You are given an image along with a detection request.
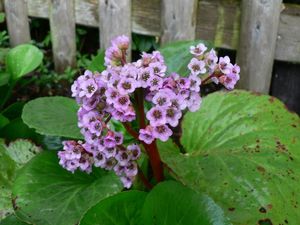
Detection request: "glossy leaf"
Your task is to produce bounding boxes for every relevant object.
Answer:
[6,44,43,80]
[158,90,300,224]
[22,97,82,139]
[159,40,212,76]
[80,191,147,225]
[12,151,123,225]
[141,181,231,225]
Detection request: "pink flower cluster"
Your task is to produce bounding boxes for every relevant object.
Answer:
[58,35,240,188]
[188,43,240,89]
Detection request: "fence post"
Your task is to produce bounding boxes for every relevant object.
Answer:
[98,0,131,58]
[236,0,282,93]
[49,0,76,73]
[160,0,198,44]
[4,0,31,46]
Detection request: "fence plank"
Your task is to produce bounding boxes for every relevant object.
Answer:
[160,0,198,44]
[4,0,31,46]
[275,4,300,63]
[98,0,131,53]
[132,0,160,36]
[49,0,76,73]
[236,0,282,93]
[21,0,300,63]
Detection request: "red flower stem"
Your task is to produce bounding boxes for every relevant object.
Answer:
[121,50,126,66]
[201,72,224,86]
[122,122,139,139]
[133,89,164,183]
[142,141,164,182]
[122,121,164,182]
[201,74,215,85]
[138,167,153,190]
[135,89,146,129]
[104,114,112,124]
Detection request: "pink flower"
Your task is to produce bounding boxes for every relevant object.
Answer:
[218,56,233,74]
[188,58,206,75]
[153,125,173,142]
[190,43,207,56]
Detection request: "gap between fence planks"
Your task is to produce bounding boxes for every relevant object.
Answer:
[4,0,31,46]
[237,0,282,93]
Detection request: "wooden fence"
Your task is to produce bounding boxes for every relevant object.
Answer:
[1,0,300,94]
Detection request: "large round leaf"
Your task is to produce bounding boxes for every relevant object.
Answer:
[12,151,123,225]
[22,97,82,139]
[141,181,231,225]
[159,40,212,76]
[6,44,43,80]
[158,90,300,224]
[80,191,147,225]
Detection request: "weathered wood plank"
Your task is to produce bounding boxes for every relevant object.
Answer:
[132,0,160,36]
[2,0,298,63]
[27,0,49,19]
[75,0,98,27]
[275,4,300,63]
[196,0,240,49]
[49,0,76,73]
[236,0,282,93]
[4,0,31,46]
[161,0,198,44]
[98,0,131,52]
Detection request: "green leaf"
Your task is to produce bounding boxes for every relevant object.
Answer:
[0,214,27,225]
[0,114,9,130]
[80,191,147,225]
[0,118,39,142]
[87,50,105,73]
[159,40,212,76]
[0,13,5,23]
[0,142,16,219]
[0,72,10,87]
[12,151,123,225]
[158,90,300,224]
[2,102,25,120]
[0,48,9,65]
[22,97,82,139]
[6,44,43,81]
[4,139,42,167]
[141,181,231,225]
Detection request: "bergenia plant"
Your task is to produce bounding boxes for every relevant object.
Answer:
[58,35,240,188]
